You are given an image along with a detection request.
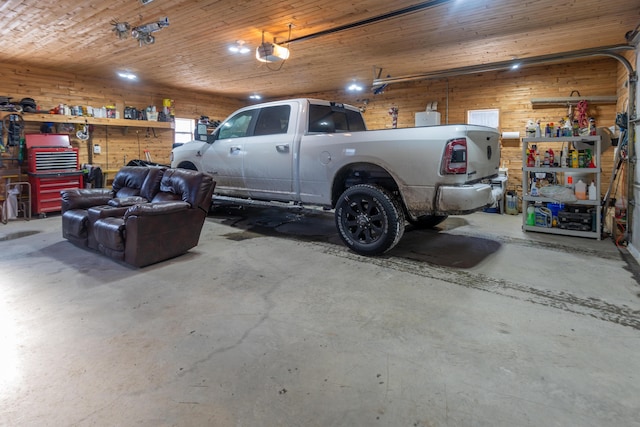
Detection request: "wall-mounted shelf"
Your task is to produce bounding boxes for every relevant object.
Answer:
[20,113,175,130]
[530,96,617,108]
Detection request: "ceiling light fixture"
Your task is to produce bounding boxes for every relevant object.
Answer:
[111,17,170,47]
[117,71,137,80]
[347,82,364,92]
[229,40,250,54]
[249,94,262,100]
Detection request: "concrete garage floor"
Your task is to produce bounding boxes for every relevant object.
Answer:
[1,208,639,427]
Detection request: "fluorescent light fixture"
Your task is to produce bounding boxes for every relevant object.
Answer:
[117,72,137,80]
[249,94,262,100]
[256,42,290,63]
[348,83,363,92]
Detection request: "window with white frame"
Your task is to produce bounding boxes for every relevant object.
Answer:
[174,118,195,144]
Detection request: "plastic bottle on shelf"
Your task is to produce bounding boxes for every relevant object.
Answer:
[589,117,597,136]
[575,179,587,200]
[530,178,539,197]
[588,181,597,201]
[544,123,552,138]
[571,150,579,168]
[526,205,535,225]
[561,145,568,168]
[566,175,574,191]
[535,121,541,137]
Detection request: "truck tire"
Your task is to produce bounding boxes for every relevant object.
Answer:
[335,184,405,255]
[177,161,197,171]
[408,215,448,229]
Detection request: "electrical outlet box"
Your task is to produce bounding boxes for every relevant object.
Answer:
[93,144,101,154]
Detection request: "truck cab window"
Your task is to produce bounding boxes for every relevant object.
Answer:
[308,105,366,133]
[218,110,257,139]
[254,105,290,136]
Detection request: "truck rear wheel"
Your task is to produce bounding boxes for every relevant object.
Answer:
[335,184,404,255]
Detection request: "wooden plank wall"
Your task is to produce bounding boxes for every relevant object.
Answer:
[0,64,244,174]
[1,56,634,207]
[302,57,631,207]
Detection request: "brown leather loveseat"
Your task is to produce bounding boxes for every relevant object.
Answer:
[61,166,215,267]
[61,166,165,247]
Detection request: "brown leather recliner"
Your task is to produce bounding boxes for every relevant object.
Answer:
[61,166,165,247]
[90,168,215,267]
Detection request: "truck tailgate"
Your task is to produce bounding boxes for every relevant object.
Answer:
[465,129,500,181]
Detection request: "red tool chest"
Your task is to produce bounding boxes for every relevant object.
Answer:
[25,134,83,216]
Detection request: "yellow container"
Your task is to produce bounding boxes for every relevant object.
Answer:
[571,150,579,168]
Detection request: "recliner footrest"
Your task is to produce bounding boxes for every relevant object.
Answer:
[62,209,88,239]
[94,217,126,251]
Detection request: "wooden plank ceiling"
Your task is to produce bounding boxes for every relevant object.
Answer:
[0,0,638,99]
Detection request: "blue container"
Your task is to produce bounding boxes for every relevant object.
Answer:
[547,202,565,226]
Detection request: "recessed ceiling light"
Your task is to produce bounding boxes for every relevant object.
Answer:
[117,71,137,80]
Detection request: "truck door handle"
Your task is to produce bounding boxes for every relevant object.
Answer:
[230,146,241,154]
[276,144,290,153]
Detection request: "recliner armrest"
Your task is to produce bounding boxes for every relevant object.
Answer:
[108,196,149,207]
[124,201,190,218]
[88,205,131,222]
[61,189,114,212]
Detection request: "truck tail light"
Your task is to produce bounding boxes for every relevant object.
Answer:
[441,138,467,174]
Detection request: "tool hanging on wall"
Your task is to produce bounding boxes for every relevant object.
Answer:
[76,121,90,141]
[602,112,629,223]
[2,113,25,147]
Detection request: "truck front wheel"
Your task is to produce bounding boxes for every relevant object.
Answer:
[335,184,405,255]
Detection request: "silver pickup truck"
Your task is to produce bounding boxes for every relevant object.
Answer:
[171,98,500,255]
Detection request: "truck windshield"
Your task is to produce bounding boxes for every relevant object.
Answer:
[308,104,366,133]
